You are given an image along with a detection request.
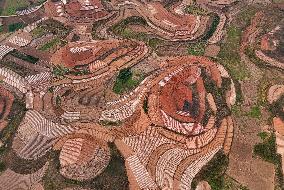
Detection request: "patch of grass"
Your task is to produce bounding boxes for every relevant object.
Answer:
[9,50,39,64]
[218,26,250,81]
[185,4,208,15]
[111,16,166,49]
[257,132,269,141]
[39,19,71,37]
[236,7,258,28]
[254,133,284,188]
[52,65,69,78]
[148,38,163,50]
[188,42,206,56]
[1,0,30,16]
[113,68,144,94]
[8,22,26,32]
[246,105,262,119]
[31,26,48,38]
[192,151,229,190]
[111,16,149,41]
[39,38,61,51]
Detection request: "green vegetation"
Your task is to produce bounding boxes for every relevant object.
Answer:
[246,105,262,119]
[39,19,71,37]
[192,151,229,190]
[0,100,26,144]
[236,7,258,28]
[112,24,148,42]
[0,162,6,172]
[185,4,208,15]
[187,14,219,56]
[100,120,122,127]
[222,176,249,190]
[1,0,29,16]
[52,65,69,78]
[143,97,148,114]
[1,0,47,15]
[113,68,144,94]
[39,38,61,51]
[254,133,284,188]
[43,144,129,190]
[188,42,206,56]
[0,61,33,77]
[257,132,269,141]
[201,14,220,41]
[218,26,250,81]
[111,16,164,49]
[257,79,271,106]
[55,96,61,106]
[148,38,163,50]
[10,50,39,64]
[89,143,129,189]
[31,27,48,38]
[8,22,26,32]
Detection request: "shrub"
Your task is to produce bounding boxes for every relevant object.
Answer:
[8,22,25,32]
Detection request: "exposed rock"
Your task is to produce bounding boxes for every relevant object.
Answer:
[267,85,284,104]
[196,181,211,190]
[273,117,284,136]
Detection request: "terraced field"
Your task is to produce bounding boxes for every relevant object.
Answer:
[0,0,283,190]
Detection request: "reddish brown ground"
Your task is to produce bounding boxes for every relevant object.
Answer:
[0,85,14,132]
